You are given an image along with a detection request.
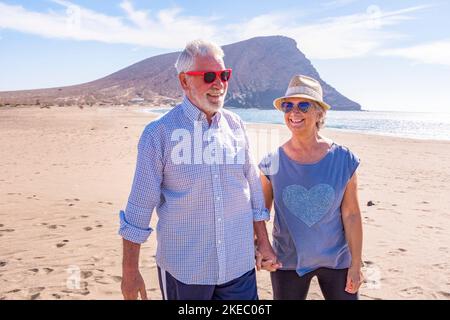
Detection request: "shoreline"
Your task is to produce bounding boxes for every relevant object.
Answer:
[3,103,450,142]
[137,106,450,143]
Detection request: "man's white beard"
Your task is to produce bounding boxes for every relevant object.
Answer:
[202,99,223,113]
[192,87,225,114]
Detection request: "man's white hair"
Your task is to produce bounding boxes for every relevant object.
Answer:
[175,39,224,74]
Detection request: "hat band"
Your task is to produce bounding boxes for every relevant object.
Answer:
[285,86,322,102]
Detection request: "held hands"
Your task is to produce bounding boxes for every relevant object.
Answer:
[255,243,282,272]
[121,269,149,300]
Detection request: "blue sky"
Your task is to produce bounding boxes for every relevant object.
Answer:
[1,0,449,112]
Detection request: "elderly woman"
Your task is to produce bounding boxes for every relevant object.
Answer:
[255,75,364,300]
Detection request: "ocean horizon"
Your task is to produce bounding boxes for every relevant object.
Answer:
[141,107,450,141]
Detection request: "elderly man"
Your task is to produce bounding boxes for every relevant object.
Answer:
[119,39,278,300]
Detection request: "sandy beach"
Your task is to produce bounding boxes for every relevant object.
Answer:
[0,105,449,300]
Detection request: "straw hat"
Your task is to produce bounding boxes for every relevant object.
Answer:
[273,75,331,111]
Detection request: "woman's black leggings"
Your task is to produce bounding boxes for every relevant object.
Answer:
[271,268,358,300]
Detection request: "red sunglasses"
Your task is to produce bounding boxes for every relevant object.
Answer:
[185,69,232,84]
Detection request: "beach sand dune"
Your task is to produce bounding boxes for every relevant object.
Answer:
[1,106,449,300]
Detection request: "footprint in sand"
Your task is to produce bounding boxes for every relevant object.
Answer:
[56,243,66,248]
[43,268,54,274]
[65,198,80,206]
[30,287,45,293]
[29,268,39,273]
[81,271,93,279]
[80,215,89,218]
[400,286,424,297]
[95,224,103,228]
[84,227,93,231]
[363,217,375,223]
[94,277,110,285]
[30,293,41,300]
[439,291,450,298]
[6,289,21,294]
[52,293,61,299]
[0,224,3,227]
[388,248,407,255]
[0,261,7,267]
[98,201,113,205]
[35,222,48,226]
[78,290,90,296]
[432,263,448,270]
[0,228,15,233]
[111,275,122,283]
[76,281,90,296]
[90,256,101,262]
[29,287,45,300]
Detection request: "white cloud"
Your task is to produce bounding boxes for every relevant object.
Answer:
[223,6,428,59]
[119,0,150,28]
[0,1,438,62]
[381,40,450,67]
[0,1,218,49]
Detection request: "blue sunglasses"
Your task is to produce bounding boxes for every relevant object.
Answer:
[281,101,312,113]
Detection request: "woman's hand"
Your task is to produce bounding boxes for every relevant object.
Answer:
[345,264,364,294]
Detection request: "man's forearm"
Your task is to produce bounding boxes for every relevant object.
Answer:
[122,239,141,272]
[253,221,271,248]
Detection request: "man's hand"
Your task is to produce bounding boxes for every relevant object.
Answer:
[255,243,282,272]
[121,269,148,300]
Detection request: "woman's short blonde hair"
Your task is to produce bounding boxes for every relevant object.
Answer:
[312,102,327,130]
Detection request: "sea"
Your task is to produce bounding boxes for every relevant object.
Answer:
[142,107,450,141]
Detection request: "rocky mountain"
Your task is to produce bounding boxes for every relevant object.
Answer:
[0,36,361,110]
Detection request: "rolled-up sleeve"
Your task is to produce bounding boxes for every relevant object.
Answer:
[240,120,270,222]
[118,126,163,244]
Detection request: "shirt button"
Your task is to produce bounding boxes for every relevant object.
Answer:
[218,240,221,244]
[214,174,219,179]
[216,196,221,201]
[218,218,222,222]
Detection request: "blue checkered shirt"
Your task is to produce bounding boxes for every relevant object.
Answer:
[119,97,269,285]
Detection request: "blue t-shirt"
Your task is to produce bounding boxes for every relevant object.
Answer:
[259,142,360,276]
